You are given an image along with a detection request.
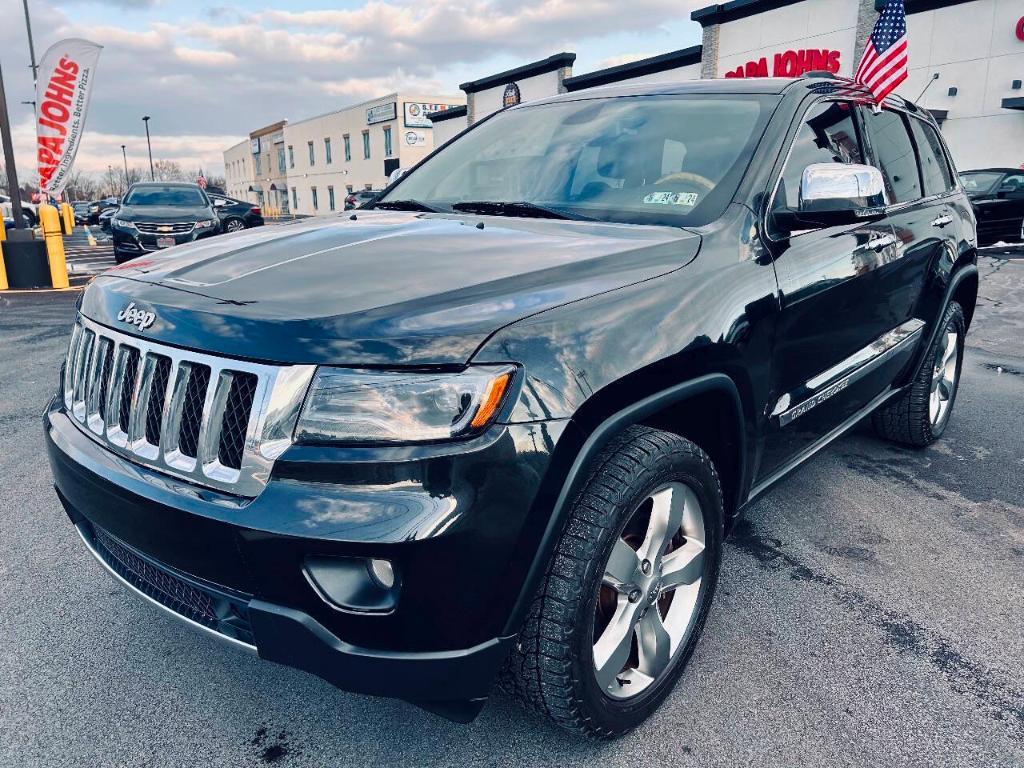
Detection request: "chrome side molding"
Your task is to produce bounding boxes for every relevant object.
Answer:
[772,318,925,426]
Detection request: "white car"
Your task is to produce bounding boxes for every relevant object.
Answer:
[0,194,39,226]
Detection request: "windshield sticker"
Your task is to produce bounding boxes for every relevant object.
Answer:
[643,191,699,207]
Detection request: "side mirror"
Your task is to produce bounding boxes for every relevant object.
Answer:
[774,163,888,231]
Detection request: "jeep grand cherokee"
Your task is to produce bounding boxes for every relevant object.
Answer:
[45,76,978,738]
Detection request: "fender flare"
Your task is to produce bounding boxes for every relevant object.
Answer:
[502,372,746,635]
[908,262,978,378]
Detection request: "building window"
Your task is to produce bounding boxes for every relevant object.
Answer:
[324,137,332,164]
[254,153,262,175]
[328,185,335,211]
[346,184,354,193]
[288,145,294,169]
[364,183,373,191]
[277,146,286,174]
[311,186,319,211]
[383,126,393,157]
[307,141,315,167]
[291,187,297,209]
[343,134,351,162]
[362,131,370,160]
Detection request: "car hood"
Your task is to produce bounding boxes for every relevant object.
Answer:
[81,211,700,365]
[117,205,213,222]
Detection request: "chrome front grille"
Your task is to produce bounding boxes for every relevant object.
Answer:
[135,222,195,234]
[63,315,316,496]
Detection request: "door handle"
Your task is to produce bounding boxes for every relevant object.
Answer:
[931,214,953,228]
[859,235,897,252]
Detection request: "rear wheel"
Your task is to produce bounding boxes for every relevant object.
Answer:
[871,301,965,446]
[224,217,245,233]
[502,425,723,739]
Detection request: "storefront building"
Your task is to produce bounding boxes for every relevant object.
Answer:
[429,0,1023,171]
[223,93,464,216]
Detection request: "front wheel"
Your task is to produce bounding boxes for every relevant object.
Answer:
[502,425,723,739]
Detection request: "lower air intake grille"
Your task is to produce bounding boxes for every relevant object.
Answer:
[92,525,255,646]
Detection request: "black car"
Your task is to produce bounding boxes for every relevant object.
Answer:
[344,189,380,210]
[958,167,1024,246]
[209,193,264,232]
[45,77,977,738]
[87,197,119,225]
[72,201,92,225]
[98,206,116,233]
[109,182,221,263]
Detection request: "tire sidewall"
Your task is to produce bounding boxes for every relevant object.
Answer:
[923,302,966,440]
[568,438,724,733]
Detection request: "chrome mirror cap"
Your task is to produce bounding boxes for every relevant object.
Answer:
[799,163,887,212]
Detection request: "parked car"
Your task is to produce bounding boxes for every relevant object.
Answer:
[209,194,264,232]
[344,189,380,210]
[0,194,38,226]
[108,182,220,264]
[87,197,119,225]
[958,168,1024,246]
[45,76,978,738]
[98,206,116,233]
[72,201,92,225]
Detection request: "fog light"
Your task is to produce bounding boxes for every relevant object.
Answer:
[304,555,400,614]
[369,558,395,589]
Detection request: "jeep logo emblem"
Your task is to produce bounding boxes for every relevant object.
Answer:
[116,302,156,331]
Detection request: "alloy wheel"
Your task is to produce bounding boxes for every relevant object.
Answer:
[593,481,706,700]
[929,330,958,426]
[225,219,245,232]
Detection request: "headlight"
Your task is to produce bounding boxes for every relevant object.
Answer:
[295,365,515,444]
[112,218,134,229]
[194,219,217,229]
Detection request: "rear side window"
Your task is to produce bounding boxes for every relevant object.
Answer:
[908,118,954,196]
[777,101,862,209]
[860,108,921,203]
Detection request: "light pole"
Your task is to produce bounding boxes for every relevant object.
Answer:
[0,61,27,229]
[142,116,154,180]
[121,144,129,192]
[22,0,38,83]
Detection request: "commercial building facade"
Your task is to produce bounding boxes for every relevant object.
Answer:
[223,93,463,216]
[429,0,1023,171]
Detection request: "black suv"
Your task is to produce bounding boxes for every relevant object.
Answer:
[45,77,977,738]
[110,182,220,263]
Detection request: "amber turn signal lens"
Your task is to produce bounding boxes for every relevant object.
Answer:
[470,371,513,429]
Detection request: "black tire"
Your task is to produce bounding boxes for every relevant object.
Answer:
[871,301,965,447]
[223,217,246,233]
[501,425,724,739]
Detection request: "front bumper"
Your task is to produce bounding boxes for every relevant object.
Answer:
[45,397,567,713]
[112,224,220,259]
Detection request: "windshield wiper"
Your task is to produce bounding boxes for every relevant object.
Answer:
[372,199,438,213]
[451,200,582,220]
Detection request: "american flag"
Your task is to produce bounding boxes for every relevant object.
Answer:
[854,0,909,104]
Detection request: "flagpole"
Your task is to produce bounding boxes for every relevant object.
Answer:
[0,61,27,229]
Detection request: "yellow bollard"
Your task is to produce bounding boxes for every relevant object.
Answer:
[0,223,8,290]
[39,204,69,289]
[60,203,74,235]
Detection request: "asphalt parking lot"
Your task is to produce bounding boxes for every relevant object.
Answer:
[1,253,1022,768]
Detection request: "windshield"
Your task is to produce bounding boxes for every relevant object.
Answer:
[958,172,1002,195]
[123,185,207,207]
[380,95,777,227]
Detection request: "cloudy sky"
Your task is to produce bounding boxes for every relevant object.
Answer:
[3,0,705,181]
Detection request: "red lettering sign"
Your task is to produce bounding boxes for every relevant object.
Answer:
[1017,16,1024,41]
[724,49,841,79]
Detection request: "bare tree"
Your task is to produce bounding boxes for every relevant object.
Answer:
[64,170,101,202]
[152,159,186,181]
